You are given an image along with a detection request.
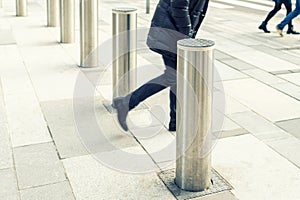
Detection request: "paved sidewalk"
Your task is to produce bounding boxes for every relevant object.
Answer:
[1,0,300,199]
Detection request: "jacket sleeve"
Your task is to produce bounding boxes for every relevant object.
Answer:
[170,0,192,37]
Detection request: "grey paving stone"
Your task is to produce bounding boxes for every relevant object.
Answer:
[218,129,249,139]
[0,122,13,170]
[0,82,13,169]
[41,98,139,159]
[0,29,16,45]
[63,155,175,200]
[1,64,52,147]
[213,116,248,139]
[219,59,255,71]
[40,100,89,159]
[270,70,293,75]
[137,128,176,163]
[219,78,300,122]
[279,72,300,87]
[0,79,5,124]
[215,50,235,60]
[251,45,300,66]
[271,82,300,101]
[194,191,238,200]
[14,142,66,189]
[20,181,75,200]
[229,111,291,142]
[215,61,248,82]
[266,137,300,168]
[276,118,300,140]
[0,169,19,200]
[243,69,285,85]
[213,134,300,200]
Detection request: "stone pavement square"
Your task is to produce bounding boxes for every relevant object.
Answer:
[0,169,19,200]
[276,118,300,139]
[63,155,174,200]
[20,181,75,200]
[0,82,13,170]
[0,119,12,170]
[213,134,300,200]
[14,142,66,189]
[0,29,16,45]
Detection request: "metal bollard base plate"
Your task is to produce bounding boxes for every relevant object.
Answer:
[159,168,233,199]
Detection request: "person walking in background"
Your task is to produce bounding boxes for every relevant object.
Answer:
[276,0,300,36]
[259,0,299,34]
[113,0,210,132]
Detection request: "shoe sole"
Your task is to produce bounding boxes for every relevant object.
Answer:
[258,25,270,33]
[276,26,283,37]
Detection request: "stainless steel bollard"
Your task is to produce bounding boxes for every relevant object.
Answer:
[80,0,98,67]
[60,0,75,43]
[16,0,27,16]
[146,0,150,14]
[47,0,60,27]
[112,8,137,99]
[175,38,215,192]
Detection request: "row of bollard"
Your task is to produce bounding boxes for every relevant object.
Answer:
[15,0,96,67]
[16,0,27,16]
[12,0,214,192]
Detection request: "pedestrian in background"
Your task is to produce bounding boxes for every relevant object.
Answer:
[259,0,299,34]
[276,0,300,36]
[113,0,210,132]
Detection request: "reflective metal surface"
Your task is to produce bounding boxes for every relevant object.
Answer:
[47,0,59,27]
[80,0,98,67]
[112,8,137,98]
[175,38,215,192]
[60,0,75,43]
[16,0,27,16]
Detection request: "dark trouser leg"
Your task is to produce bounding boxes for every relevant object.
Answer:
[128,56,177,114]
[129,75,167,110]
[265,2,282,23]
[284,1,293,29]
[162,57,177,122]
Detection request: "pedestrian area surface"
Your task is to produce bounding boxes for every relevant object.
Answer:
[1,0,300,199]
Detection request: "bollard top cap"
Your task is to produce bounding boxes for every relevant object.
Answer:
[112,7,137,13]
[177,39,215,51]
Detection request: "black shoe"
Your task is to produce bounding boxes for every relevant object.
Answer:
[258,22,270,33]
[287,28,300,34]
[113,97,129,131]
[168,120,176,132]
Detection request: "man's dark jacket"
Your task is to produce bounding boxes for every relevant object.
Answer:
[147,0,209,59]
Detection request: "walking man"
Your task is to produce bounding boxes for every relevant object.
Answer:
[259,0,299,34]
[113,0,210,132]
[276,0,300,36]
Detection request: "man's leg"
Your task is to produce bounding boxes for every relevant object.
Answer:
[285,0,293,29]
[264,1,282,23]
[277,0,300,34]
[128,77,167,110]
[284,0,300,33]
[259,1,281,33]
[114,56,176,131]
[162,57,177,131]
[114,72,169,131]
